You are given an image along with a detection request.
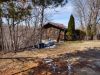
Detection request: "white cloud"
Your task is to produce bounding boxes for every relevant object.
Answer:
[45,2,73,26]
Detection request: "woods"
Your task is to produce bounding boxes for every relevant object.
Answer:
[73,0,100,40]
[0,0,100,51]
[0,0,67,51]
[0,1,100,75]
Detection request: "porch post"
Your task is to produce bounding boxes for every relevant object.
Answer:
[57,30,61,42]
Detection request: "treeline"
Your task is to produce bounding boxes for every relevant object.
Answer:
[0,0,67,51]
[72,0,100,40]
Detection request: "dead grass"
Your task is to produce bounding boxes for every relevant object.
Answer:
[0,40,100,75]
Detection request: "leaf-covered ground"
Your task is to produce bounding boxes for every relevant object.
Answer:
[0,41,100,75]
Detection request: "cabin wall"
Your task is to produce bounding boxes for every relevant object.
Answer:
[43,27,64,41]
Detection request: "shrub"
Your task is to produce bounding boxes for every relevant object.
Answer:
[75,29,86,40]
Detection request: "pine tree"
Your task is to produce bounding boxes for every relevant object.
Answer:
[67,15,75,40]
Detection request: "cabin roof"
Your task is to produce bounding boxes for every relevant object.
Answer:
[43,22,66,31]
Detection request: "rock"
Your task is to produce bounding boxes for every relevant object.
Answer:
[43,58,53,64]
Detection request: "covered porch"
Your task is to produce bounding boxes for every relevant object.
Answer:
[42,22,67,42]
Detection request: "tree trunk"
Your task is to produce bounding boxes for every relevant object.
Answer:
[39,6,45,43]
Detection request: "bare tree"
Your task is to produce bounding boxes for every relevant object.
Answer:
[0,3,3,50]
[0,0,67,51]
[73,0,100,40]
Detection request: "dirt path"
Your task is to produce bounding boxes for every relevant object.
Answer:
[0,41,100,75]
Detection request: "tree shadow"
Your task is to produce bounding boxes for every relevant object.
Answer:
[1,47,100,75]
[63,47,100,59]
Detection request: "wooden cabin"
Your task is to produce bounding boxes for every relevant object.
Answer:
[42,22,67,42]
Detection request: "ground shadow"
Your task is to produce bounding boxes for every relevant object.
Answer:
[62,47,100,59]
[11,47,100,75]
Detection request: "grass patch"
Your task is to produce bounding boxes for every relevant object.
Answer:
[64,41,83,45]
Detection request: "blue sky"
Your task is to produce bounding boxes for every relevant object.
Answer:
[46,1,73,27]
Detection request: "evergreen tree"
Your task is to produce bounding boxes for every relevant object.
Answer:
[67,15,75,40]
